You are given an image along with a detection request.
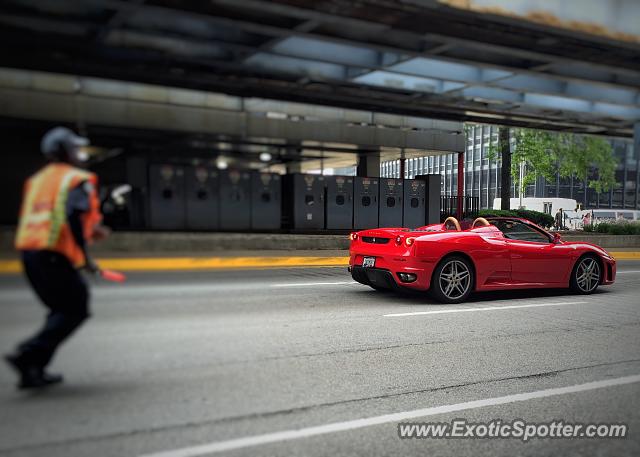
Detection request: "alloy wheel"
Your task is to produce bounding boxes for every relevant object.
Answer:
[575,257,600,293]
[439,259,471,300]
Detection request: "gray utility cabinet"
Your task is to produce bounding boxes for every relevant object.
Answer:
[251,172,281,230]
[283,174,325,229]
[402,179,426,228]
[148,163,186,230]
[219,169,251,230]
[325,175,354,229]
[415,174,442,224]
[378,178,404,227]
[185,165,219,230]
[353,177,379,229]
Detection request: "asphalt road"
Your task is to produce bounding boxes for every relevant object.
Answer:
[0,262,639,457]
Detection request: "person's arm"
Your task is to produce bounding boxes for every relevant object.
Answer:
[66,182,98,271]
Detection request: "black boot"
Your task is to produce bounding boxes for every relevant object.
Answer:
[32,371,64,388]
[4,353,63,390]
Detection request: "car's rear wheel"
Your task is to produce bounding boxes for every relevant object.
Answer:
[570,255,601,294]
[430,256,474,303]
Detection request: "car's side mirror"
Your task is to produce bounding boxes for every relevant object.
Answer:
[552,232,562,244]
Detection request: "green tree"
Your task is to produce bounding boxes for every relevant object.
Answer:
[511,130,617,197]
[485,127,617,206]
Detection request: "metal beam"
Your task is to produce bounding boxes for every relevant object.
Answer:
[206,0,640,75]
[96,0,640,90]
[7,8,636,118]
[5,2,633,103]
[0,86,465,152]
[0,11,635,136]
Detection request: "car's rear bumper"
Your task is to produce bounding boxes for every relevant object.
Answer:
[350,266,401,290]
[349,251,434,291]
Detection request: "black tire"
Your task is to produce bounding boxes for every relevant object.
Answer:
[430,255,475,304]
[570,255,601,294]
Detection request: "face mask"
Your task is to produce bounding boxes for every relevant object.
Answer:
[75,148,90,163]
[65,147,90,168]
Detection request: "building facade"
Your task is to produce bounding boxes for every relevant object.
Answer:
[381,125,638,210]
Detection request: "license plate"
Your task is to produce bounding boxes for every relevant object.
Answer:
[362,257,376,268]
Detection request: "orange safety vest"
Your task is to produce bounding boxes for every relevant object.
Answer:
[15,163,102,267]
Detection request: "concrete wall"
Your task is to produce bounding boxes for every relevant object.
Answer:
[1,229,638,254]
[0,68,465,153]
[0,230,351,254]
[560,233,640,249]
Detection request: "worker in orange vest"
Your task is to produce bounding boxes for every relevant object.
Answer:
[5,127,110,389]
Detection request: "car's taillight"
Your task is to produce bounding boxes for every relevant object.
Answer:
[405,237,415,246]
[349,233,358,241]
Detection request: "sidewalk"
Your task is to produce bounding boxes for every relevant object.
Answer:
[0,249,638,274]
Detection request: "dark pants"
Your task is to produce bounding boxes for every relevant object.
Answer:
[16,250,90,369]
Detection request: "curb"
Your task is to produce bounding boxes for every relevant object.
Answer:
[0,252,639,274]
[0,256,350,274]
[611,252,640,260]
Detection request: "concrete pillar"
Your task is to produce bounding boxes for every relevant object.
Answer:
[457,151,464,217]
[635,123,640,209]
[356,150,381,177]
[286,162,303,174]
[126,156,149,229]
[286,144,304,174]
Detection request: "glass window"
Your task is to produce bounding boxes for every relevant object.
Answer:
[612,190,623,208]
[494,220,550,243]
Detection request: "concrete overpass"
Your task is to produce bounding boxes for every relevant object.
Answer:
[0,0,638,138]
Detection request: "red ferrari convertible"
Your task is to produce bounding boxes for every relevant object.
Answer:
[349,216,616,303]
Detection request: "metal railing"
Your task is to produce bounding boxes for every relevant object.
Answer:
[440,196,479,221]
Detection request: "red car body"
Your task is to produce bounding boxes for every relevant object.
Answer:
[349,217,615,302]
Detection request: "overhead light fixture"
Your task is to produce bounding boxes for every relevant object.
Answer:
[259,152,272,162]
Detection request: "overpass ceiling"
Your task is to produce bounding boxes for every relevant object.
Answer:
[0,0,638,137]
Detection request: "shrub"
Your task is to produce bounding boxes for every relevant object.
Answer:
[584,221,640,235]
[478,209,554,228]
[478,209,518,218]
[513,209,555,229]
[586,220,640,235]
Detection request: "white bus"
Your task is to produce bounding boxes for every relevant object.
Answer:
[590,209,640,222]
[493,197,583,229]
[493,198,640,228]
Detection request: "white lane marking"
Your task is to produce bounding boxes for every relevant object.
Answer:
[384,301,586,317]
[271,281,357,288]
[616,270,640,274]
[138,374,640,457]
